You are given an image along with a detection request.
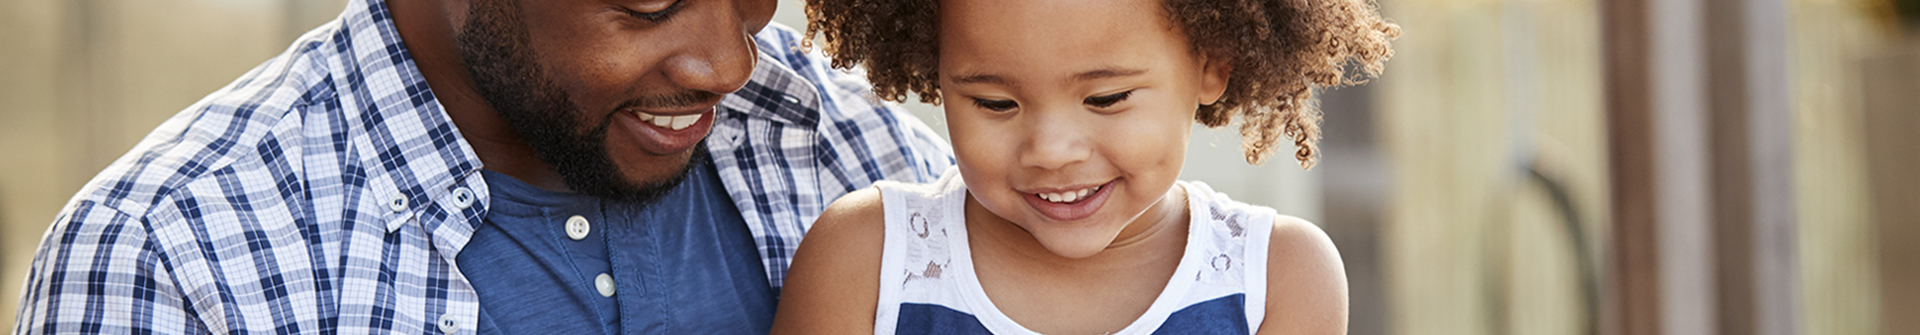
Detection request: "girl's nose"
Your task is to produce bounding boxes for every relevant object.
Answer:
[1018,111,1092,170]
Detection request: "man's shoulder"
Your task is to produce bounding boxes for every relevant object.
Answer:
[750,23,937,136]
[749,22,887,120]
[66,115,323,227]
[750,22,822,76]
[66,38,349,224]
[738,22,950,159]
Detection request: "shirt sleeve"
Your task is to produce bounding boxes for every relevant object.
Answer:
[13,201,207,335]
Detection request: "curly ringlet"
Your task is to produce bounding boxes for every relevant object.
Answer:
[805,0,1398,168]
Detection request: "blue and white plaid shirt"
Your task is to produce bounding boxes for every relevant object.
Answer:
[10,0,952,333]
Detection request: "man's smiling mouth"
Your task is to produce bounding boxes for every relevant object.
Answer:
[631,110,703,130]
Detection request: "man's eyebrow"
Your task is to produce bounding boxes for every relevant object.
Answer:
[1071,68,1147,82]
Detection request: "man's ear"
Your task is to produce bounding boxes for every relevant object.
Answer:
[1198,56,1232,106]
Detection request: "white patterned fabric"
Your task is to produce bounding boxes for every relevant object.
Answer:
[870,168,1277,335]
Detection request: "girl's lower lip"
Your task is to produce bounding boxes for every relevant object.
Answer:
[1021,180,1116,222]
[617,107,715,155]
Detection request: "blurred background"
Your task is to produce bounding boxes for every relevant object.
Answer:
[1,0,1915,334]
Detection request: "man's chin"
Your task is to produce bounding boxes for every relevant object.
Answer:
[590,145,708,205]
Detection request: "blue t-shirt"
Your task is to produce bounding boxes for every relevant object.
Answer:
[458,159,775,335]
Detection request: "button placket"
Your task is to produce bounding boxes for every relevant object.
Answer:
[595,273,616,297]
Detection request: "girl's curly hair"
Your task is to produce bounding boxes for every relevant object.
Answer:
[805,0,1398,168]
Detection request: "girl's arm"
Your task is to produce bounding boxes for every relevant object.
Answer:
[1258,216,1350,335]
[771,188,889,335]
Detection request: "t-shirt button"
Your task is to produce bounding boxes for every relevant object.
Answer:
[596,273,616,297]
[565,215,590,240]
[437,314,459,333]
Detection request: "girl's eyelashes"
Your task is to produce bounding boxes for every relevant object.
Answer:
[971,97,1019,112]
[1084,90,1133,108]
[621,0,686,22]
[965,90,1130,112]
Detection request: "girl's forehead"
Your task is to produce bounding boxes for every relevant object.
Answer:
[938,0,1165,42]
[936,0,1187,84]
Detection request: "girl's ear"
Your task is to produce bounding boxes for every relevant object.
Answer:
[1198,56,1232,106]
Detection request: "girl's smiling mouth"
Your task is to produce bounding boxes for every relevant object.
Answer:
[1019,179,1118,222]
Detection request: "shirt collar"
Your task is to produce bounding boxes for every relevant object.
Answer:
[339,0,827,233]
[334,0,486,233]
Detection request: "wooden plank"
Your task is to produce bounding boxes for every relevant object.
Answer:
[1599,0,1662,332]
[1862,39,1920,335]
[1705,0,1801,334]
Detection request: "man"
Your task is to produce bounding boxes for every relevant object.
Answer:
[10,0,951,333]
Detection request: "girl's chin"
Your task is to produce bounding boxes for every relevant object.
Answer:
[1035,240,1112,259]
[1020,223,1127,259]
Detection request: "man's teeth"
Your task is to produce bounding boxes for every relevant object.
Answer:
[1037,185,1102,203]
[634,111,703,130]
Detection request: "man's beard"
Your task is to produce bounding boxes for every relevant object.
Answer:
[453,0,699,204]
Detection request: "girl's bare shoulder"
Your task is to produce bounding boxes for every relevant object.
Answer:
[800,187,889,268]
[1259,215,1348,335]
[771,187,889,335]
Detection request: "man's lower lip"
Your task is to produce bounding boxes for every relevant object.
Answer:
[619,107,715,155]
[1022,180,1116,222]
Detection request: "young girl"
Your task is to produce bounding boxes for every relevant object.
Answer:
[774,0,1396,333]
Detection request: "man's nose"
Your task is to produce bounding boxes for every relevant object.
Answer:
[659,17,757,95]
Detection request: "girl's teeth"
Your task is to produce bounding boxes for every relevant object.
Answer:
[1037,185,1102,203]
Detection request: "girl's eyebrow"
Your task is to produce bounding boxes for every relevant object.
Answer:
[950,72,1011,86]
[947,67,1146,86]
[1070,67,1146,82]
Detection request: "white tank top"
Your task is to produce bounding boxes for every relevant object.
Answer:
[871,168,1278,335]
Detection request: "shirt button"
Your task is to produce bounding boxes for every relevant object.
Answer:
[389,193,408,213]
[450,187,475,209]
[595,273,616,297]
[565,215,590,241]
[437,314,459,333]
